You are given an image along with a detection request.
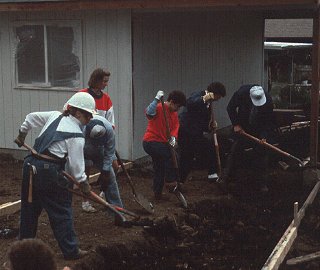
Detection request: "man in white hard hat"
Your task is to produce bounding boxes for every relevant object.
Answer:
[14,92,95,260]
[222,84,276,192]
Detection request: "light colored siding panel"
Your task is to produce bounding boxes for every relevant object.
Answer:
[133,10,264,159]
[0,17,6,147]
[116,10,132,158]
[83,10,98,81]
[1,9,133,160]
[1,14,14,149]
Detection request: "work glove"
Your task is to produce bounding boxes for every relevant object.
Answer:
[14,130,27,147]
[202,92,215,103]
[79,180,91,195]
[155,90,164,101]
[168,136,177,148]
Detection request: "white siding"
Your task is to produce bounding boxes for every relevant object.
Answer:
[133,10,264,159]
[0,9,133,159]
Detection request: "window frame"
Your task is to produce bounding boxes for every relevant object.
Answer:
[11,20,83,91]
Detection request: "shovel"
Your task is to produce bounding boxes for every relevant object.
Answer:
[160,98,188,208]
[240,130,304,167]
[17,142,141,227]
[115,151,154,214]
[210,101,222,177]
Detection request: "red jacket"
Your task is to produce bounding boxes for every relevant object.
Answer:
[143,103,179,143]
[79,88,114,127]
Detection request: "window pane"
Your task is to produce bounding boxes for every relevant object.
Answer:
[47,26,80,88]
[15,25,45,84]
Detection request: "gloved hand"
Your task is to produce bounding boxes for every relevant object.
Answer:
[168,136,177,148]
[155,90,164,101]
[79,180,91,195]
[202,92,215,103]
[14,130,27,147]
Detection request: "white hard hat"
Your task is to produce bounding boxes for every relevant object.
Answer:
[66,92,96,115]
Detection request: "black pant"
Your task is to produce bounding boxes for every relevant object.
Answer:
[223,130,275,184]
[178,128,216,182]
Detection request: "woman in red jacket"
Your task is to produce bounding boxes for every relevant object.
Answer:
[143,90,186,199]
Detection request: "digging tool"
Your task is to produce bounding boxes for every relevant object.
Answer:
[18,142,142,227]
[160,97,188,208]
[61,171,139,219]
[115,150,154,214]
[209,101,222,177]
[240,130,304,167]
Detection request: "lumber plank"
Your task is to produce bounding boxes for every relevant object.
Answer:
[261,181,320,270]
[287,251,320,265]
[0,200,21,216]
[86,161,133,184]
[262,225,297,270]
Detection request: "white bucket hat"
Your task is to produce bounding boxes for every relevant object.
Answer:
[250,86,266,106]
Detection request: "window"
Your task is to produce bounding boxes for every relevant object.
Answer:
[13,21,82,89]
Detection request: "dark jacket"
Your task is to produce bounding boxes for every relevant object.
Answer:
[179,90,210,137]
[227,84,275,134]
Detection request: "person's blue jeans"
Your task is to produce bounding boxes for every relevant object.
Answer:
[143,140,178,194]
[84,144,123,207]
[19,156,79,259]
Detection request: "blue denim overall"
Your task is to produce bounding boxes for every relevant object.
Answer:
[19,115,84,259]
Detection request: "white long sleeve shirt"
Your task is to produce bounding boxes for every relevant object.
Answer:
[20,111,87,183]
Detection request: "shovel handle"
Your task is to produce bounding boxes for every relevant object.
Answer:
[115,151,135,192]
[61,171,138,219]
[160,98,179,169]
[210,101,222,176]
[240,131,304,166]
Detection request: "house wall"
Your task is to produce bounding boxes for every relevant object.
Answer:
[0,9,133,159]
[132,10,264,159]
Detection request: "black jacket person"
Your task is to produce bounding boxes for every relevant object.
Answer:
[223,84,275,192]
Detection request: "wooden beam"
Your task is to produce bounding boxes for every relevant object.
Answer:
[262,181,320,270]
[0,200,21,216]
[0,0,317,12]
[86,161,133,184]
[287,251,320,265]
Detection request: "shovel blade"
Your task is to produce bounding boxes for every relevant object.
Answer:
[134,193,154,214]
[173,190,188,209]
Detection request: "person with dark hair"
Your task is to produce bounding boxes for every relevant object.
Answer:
[143,90,186,199]
[178,82,226,182]
[4,239,57,270]
[14,92,94,260]
[79,68,119,212]
[222,84,275,192]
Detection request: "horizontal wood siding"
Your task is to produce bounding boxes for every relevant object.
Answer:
[132,10,264,159]
[0,9,133,159]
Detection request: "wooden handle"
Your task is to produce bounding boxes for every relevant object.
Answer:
[27,166,33,203]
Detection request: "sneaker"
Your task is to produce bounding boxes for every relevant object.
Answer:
[208,173,219,181]
[65,249,89,260]
[82,201,97,213]
[99,191,106,200]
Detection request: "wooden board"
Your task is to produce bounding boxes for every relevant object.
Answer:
[0,200,21,216]
[287,251,320,265]
[87,161,133,184]
[262,181,320,270]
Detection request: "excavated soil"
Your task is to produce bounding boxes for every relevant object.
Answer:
[1,127,320,270]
